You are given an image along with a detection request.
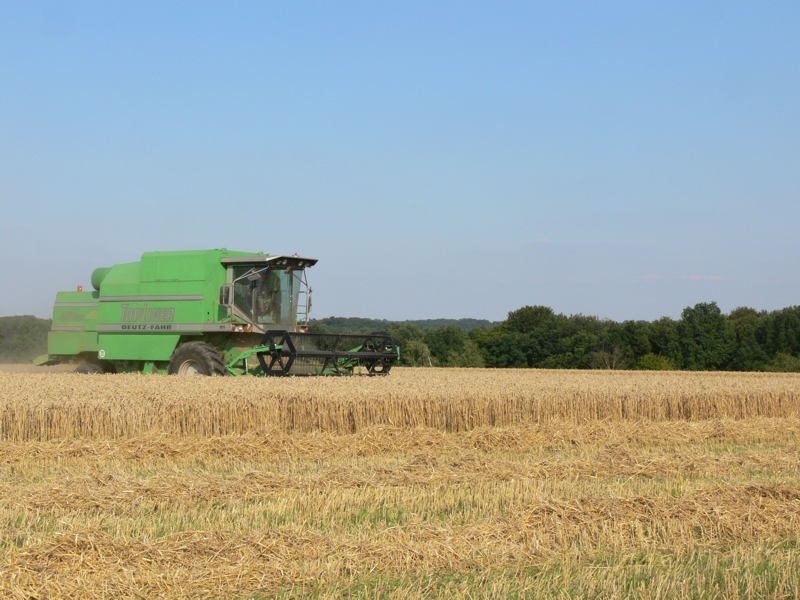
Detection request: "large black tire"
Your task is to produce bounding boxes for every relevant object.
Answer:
[75,363,103,375]
[168,341,226,376]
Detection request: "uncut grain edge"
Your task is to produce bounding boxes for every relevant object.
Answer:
[1,371,800,441]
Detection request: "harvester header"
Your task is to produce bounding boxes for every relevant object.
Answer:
[38,249,397,376]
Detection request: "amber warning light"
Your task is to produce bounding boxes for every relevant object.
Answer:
[77,286,83,292]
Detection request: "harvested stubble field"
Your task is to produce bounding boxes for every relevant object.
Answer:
[0,368,799,598]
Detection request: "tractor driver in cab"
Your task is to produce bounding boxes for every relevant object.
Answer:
[234,267,282,326]
[252,271,281,324]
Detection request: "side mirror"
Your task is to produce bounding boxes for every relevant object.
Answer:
[219,285,232,307]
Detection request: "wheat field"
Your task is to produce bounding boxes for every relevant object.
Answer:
[1,368,799,441]
[1,368,799,598]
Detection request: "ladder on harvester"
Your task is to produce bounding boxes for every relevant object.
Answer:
[296,287,310,327]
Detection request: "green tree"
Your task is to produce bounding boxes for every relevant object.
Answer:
[473,330,528,368]
[646,317,682,367]
[387,324,425,346]
[306,322,330,334]
[594,320,651,369]
[760,307,800,357]
[400,339,434,366]
[764,353,800,372]
[637,353,676,370]
[424,326,468,365]
[727,308,769,371]
[677,302,734,370]
[541,329,600,369]
[503,305,556,334]
[445,339,485,368]
[388,325,427,366]
[590,345,630,369]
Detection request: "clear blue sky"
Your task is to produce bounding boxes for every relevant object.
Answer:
[2,2,799,322]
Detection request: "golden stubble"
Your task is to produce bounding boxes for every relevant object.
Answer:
[1,368,799,598]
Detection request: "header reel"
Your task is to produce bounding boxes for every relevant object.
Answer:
[227,331,399,376]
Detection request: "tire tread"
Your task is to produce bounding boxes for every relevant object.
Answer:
[168,341,226,376]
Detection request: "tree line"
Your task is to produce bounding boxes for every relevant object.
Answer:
[4,303,800,371]
[310,316,499,333]
[376,303,800,371]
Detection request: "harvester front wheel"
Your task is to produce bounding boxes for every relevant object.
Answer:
[168,342,226,376]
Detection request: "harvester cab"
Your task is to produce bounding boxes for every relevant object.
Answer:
[219,254,315,333]
[37,249,398,377]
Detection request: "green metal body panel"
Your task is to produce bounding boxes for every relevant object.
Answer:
[99,334,183,361]
[46,249,259,366]
[48,290,100,356]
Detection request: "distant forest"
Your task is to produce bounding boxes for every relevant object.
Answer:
[3,302,800,371]
[310,316,500,333]
[312,303,800,372]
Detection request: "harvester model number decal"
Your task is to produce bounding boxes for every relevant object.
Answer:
[120,304,176,329]
[60,312,85,321]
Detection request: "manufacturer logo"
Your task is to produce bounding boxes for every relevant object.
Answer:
[120,304,175,323]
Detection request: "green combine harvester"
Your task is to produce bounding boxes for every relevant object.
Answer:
[36,249,398,376]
